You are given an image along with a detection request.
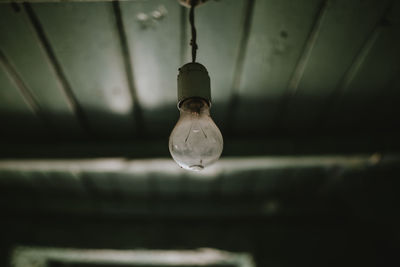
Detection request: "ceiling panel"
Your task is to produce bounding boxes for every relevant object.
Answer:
[369,78,400,131]
[325,0,400,132]
[233,0,321,135]
[119,0,181,135]
[111,171,150,198]
[184,174,217,196]
[252,168,291,196]
[32,2,135,136]
[0,61,44,135]
[23,170,87,197]
[153,174,183,197]
[219,170,251,196]
[0,5,82,135]
[282,0,390,132]
[194,0,246,128]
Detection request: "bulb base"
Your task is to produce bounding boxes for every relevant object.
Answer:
[177,62,211,107]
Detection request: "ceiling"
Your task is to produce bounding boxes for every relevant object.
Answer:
[0,0,399,144]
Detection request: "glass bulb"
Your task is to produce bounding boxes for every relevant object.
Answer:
[169,98,223,171]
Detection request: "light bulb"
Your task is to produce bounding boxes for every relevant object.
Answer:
[169,62,223,171]
[169,98,223,171]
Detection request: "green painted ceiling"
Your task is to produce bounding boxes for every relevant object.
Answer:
[0,0,399,143]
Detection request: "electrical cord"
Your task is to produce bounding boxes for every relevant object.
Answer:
[189,2,198,62]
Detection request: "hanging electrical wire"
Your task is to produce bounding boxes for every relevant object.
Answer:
[170,0,223,171]
[189,2,198,62]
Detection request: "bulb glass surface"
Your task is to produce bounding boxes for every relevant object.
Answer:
[169,98,223,171]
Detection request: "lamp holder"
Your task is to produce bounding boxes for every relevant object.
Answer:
[177,62,211,107]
